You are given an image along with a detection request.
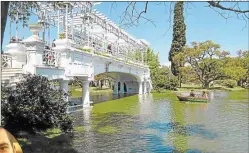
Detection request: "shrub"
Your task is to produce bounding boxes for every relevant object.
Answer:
[215,79,237,88]
[1,74,74,134]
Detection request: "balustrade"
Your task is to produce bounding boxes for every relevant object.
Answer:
[58,25,147,67]
[2,54,12,68]
[42,49,61,67]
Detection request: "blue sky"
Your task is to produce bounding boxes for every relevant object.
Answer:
[2,2,248,65]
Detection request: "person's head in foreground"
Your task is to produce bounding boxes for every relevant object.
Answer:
[0,128,22,153]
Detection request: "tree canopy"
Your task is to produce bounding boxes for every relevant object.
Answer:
[174,40,249,88]
[147,48,178,90]
[174,40,228,88]
[168,2,186,77]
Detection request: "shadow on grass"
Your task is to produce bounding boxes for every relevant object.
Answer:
[17,132,78,153]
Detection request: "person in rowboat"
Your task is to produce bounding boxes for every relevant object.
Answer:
[190,90,195,97]
[202,91,208,98]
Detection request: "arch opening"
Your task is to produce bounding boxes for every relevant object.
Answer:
[93,71,142,94]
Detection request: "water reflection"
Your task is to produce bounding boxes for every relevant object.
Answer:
[71,91,248,153]
[70,93,136,105]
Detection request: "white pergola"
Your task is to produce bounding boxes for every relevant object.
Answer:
[9,2,149,64]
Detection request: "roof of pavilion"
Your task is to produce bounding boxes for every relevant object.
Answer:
[35,2,150,49]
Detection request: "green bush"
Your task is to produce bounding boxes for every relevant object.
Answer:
[1,74,74,134]
[215,79,237,88]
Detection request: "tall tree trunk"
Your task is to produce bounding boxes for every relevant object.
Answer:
[202,81,209,89]
[1,1,9,52]
[178,73,182,88]
[100,80,103,89]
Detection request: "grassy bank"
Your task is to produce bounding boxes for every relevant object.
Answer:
[70,86,113,97]
[152,84,247,93]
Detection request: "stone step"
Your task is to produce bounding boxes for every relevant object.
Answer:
[2,68,23,73]
[2,68,22,70]
[1,68,23,84]
[2,72,22,76]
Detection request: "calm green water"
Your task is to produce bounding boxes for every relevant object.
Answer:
[72,91,249,153]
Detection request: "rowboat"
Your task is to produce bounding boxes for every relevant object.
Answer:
[177,95,209,102]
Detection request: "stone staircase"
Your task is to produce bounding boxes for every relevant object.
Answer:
[1,68,23,85]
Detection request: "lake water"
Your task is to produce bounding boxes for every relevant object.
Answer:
[72,91,249,153]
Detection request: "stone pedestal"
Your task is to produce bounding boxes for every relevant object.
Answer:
[143,81,147,94]
[59,80,70,102]
[6,43,27,68]
[139,81,143,95]
[53,39,74,68]
[82,80,90,108]
[113,81,119,95]
[119,81,124,93]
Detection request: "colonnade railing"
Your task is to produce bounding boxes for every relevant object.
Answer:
[2,42,146,69]
[61,28,147,66]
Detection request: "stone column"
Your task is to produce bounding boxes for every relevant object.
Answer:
[113,81,119,95]
[119,81,124,93]
[82,80,90,108]
[143,81,147,94]
[59,80,69,101]
[139,81,143,95]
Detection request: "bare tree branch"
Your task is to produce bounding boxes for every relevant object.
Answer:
[118,1,156,29]
[137,1,148,19]
[162,2,174,37]
[207,1,249,13]
[109,2,118,16]
[112,2,248,32]
[206,2,249,29]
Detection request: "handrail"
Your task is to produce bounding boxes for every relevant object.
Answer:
[61,27,147,66]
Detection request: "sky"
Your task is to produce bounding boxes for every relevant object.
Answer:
[2,2,249,66]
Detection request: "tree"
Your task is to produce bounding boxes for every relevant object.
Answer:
[147,48,178,90]
[147,48,161,88]
[94,75,113,89]
[178,66,200,85]
[168,2,186,87]
[157,65,178,90]
[222,56,248,85]
[1,2,40,52]
[174,40,228,88]
[1,2,66,51]
[1,74,73,134]
[1,2,9,51]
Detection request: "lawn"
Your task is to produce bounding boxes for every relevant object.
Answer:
[70,86,113,97]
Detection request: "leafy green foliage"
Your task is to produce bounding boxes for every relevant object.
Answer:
[147,48,178,90]
[1,74,74,134]
[156,66,178,90]
[174,40,228,88]
[169,2,186,76]
[179,66,200,84]
[8,2,39,26]
[215,79,237,88]
[127,50,142,61]
[222,57,248,81]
